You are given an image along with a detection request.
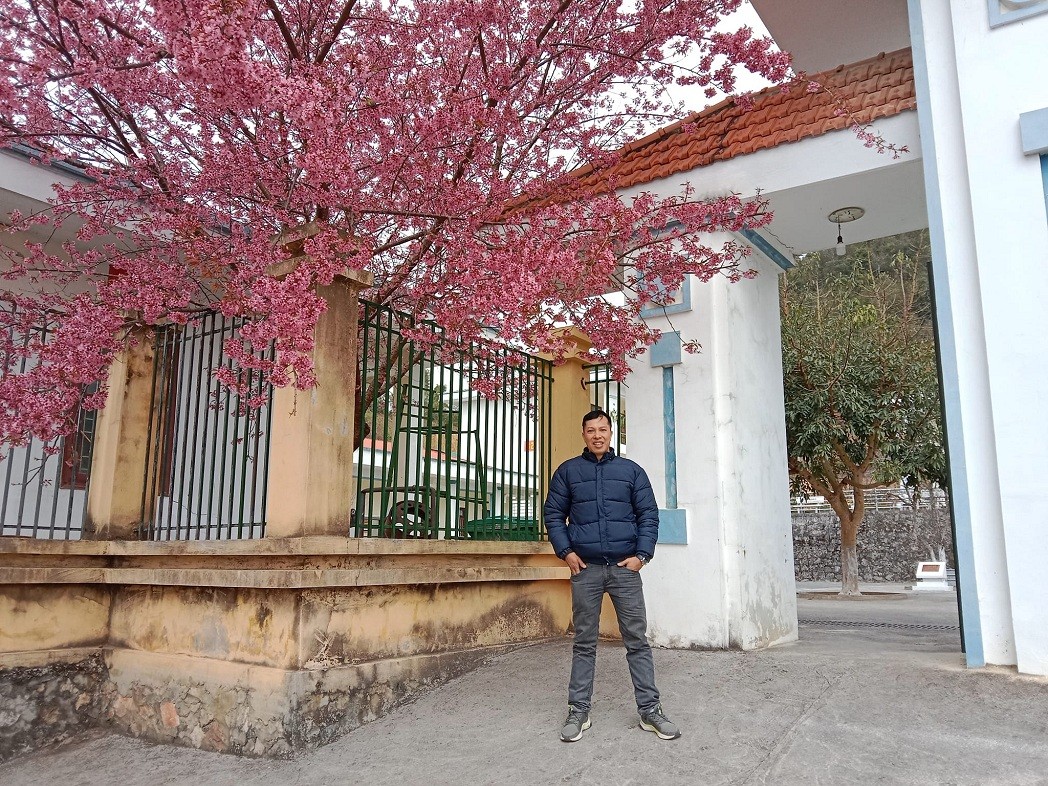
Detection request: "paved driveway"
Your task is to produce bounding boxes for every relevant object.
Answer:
[4,587,1046,786]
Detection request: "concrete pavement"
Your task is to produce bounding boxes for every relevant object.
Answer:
[3,584,1047,786]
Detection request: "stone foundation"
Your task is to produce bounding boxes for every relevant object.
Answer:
[102,643,530,758]
[0,651,109,763]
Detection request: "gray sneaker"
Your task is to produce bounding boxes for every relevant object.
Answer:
[639,704,681,740]
[560,705,591,742]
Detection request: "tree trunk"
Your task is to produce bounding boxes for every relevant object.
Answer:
[910,483,922,558]
[840,538,860,595]
[826,483,865,595]
[839,508,862,596]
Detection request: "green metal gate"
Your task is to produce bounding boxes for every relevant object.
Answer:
[354,301,553,541]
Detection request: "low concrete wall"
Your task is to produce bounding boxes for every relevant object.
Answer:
[0,537,571,760]
[792,508,954,582]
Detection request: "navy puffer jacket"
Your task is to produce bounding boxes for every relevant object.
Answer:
[544,448,659,564]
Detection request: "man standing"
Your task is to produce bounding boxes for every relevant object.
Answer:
[544,409,681,742]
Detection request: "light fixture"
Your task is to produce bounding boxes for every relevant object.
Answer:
[835,222,846,256]
[827,206,865,257]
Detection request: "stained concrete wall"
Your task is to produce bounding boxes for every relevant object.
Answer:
[0,585,110,653]
[0,538,572,760]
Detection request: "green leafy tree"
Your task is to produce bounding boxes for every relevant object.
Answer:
[781,232,944,594]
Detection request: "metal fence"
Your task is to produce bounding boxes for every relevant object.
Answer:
[0,310,92,539]
[141,312,273,540]
[584,363,626,456]
[790,484,949,515]
[4,301,556,543]
[353,300,553,541]
[0,425,93,540]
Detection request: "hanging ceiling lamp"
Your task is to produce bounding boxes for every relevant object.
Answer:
[827,207,865,257]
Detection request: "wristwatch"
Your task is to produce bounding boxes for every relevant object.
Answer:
[636,554,649,566]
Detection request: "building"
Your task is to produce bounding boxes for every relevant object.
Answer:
[619,0,1048,675]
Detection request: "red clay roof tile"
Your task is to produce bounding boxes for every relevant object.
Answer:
[563,48,916,195]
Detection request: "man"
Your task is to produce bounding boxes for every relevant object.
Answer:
[543,409,681,743]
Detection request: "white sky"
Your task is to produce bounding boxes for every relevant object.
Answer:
[663,1,778,114]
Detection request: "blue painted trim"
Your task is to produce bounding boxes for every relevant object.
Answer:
[987,0,1048,27]
[639,274,692,317]
[908,0,985,667]
[1041,155,1048,218]
[657,508,687,545]
[662,366,678,508]
[1020,108,1048,155]
[650,331,682,367]
[739,228,794,271]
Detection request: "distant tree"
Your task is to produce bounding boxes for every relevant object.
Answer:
[781,232,944,595]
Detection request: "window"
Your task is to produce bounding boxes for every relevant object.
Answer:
[60,386,98,490]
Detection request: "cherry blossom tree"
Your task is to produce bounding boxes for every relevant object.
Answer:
[0,0,790,446]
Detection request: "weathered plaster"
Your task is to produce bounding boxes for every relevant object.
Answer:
[0,538,572,758]
[0,585,110,654]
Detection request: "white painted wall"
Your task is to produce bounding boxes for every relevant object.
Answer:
[910,0,1048,673]
[629,249,797,650]
[711,255,797,648]
[628,269,729,648]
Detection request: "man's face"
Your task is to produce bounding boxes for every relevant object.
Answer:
[583,415,613,458]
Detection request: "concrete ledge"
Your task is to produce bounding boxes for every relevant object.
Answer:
[0,535,554,557]
[0,536,568,588]
[0,565,568,588]
[0,537,573,759]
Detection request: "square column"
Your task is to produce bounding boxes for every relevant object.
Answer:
[84,326,157,540]
[544,328,595,471]
[628,255,797,650]
[265,269,373,538]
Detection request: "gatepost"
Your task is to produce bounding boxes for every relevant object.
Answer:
[265,268,373,537]
[84,324,157,540]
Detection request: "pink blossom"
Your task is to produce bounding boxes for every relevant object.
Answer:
[0,0,792,442]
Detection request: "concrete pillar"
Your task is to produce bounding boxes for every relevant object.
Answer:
[265,269,373,538]
[84,326,157,539]
[547,327,594,471]
[626,254,798,651]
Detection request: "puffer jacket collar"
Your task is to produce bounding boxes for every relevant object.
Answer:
[582,447,617,463]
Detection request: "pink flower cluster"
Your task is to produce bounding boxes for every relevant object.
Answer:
[0,0,790,442]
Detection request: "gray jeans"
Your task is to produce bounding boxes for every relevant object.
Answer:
[568,563,660,714]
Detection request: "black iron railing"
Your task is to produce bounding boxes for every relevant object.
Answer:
[0,309,92,540]
[584,362,626,456]
[141,312,273,540]
[354,300,553,541]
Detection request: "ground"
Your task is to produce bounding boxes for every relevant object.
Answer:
[2,584,1047,785]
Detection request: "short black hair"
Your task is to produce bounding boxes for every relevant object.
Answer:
[583,409,612,429]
